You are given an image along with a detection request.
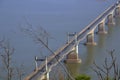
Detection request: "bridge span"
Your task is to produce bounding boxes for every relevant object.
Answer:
[24,1,120,80]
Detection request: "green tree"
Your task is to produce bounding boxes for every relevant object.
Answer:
[75,74,91,80]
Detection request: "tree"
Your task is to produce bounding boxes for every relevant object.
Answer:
[20,21,52,55]
[92,50,120,80]
[15,64,25,80]
[75,74,91,80]
[0,39,14,80]
[0,39,25,80]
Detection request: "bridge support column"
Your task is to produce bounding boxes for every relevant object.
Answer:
[65,47,81,63]
[65,34,81,63]
[97,22,107,34]
[107,14,115,25]
[46,57,49,80]
[85,33,96,45]
[40,73,49,80]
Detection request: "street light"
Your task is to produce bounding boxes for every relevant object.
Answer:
[34,56,49,80]
[67,32,76,44]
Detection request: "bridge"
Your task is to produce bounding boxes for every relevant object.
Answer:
[24,1,120,80]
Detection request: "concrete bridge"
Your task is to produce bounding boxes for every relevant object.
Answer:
[24,1,120,80]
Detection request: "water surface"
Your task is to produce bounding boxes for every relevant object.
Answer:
[0,0,120,79]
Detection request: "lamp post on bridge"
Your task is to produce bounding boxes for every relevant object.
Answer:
[34,56,49,80]
[35,56,45,71]
[35,56,38,71]
[67,32,78,53]
[67,32,76,44]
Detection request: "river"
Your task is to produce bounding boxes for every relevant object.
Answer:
[0,0,120,80]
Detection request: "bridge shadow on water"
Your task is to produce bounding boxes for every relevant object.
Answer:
[97,34,107,48]
[81,45,95,70]
[115,17,120,26]
[65,63,80,77]
[107,17,120,41]
[107,24,115,37]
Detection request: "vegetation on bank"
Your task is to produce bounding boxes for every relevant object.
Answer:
[75,74,91,80]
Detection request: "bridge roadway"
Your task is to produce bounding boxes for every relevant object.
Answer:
[25,2,119,80]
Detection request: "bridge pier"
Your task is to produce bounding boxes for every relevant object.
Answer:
[85,33,96,45]
[65,48,81,63]
[107,14,115,25]
[97,22,107,34]
[115,7,120,17]
[115,4,120,17]
[65,34,81,63]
